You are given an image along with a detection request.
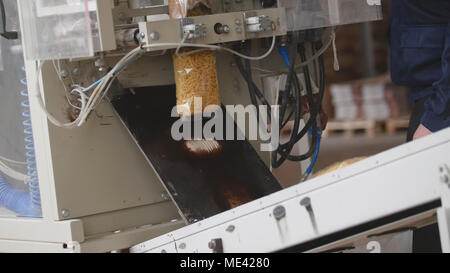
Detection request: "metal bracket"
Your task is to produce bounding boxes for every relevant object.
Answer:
[180,18,206,41]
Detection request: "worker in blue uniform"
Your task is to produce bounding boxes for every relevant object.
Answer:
[390,0,450,141]
[390,0,450,253]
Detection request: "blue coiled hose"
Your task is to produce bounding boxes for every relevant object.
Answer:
[0,172,35,216]
[20,67,41,216]
[0,67,41,217]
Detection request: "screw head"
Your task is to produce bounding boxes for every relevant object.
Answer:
[300,197,311,207]
[161,191,170,201]
[61,209,70,218]
[149,32,159,41]
[208,240,216,249]
[273,205,286,221]
[226,225,235,233]
[72,68,80,76]
[59,69,69,78]
[222,25,231,33]
[119,12,127,22]
[179,242,186,249]
[441,175,449,184]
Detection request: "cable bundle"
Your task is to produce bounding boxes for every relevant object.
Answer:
[234,31,327,170]
[35,46,145,129]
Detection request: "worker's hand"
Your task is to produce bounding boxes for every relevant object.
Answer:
[413,124,432,140]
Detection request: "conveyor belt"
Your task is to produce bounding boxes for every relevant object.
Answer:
[111,86,281,223]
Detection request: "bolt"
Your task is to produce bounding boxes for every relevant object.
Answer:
[161,249,167,253]
[179,242,186,249]
[119,12,127,22]
[222,25,231,33]
[208,240,216,249]
[236,27,242,33]
[59,69,69,78]
[72,68,80,76]
[149,32,160,41]
[273,205,286,221]
[235,19,242,26]
[441,175,449,184]
[226,225,235,232]
[95,58,105,68]
[271,21,276,31]
[300,197,314,214]
[61,209,70,218]
[300,197,311,207]
[161,191,170,201]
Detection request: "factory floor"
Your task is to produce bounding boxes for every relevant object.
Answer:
[274,132,406,188]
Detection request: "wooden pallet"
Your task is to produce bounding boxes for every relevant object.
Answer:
[385,117,410,135]
[322,120,382,138]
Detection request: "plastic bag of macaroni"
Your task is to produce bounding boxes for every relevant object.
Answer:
[169,0,221,116]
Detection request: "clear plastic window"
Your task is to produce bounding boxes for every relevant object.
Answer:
[18,0,99,60]
[278,0,383,31]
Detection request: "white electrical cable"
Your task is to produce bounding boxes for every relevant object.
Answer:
[77,46,144,126]
[35,61,81,129]
[0,156,26,165]
[0,160,28,182]
[35,36,277,129]
[254,29,337,78]
[52,60,81,110]
[331,27,340,71]
[146,35,277,61]
[34,46,144,129]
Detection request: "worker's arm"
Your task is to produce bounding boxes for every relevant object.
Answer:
[420,20,450,133]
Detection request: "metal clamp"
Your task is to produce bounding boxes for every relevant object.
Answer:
[181,18,206,40]
[245,15,272,33]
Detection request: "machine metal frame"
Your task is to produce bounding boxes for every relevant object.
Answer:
[131,128,450,253]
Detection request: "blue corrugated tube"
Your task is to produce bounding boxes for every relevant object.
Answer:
[0,67,42,217]
[278,45,291,68]
[305,127,322,176]
[0,172,37,216]
[21,67,41,215]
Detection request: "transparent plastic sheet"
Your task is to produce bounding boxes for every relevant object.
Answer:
[173,51,221,116]
[169,0,221,116]
[0,0,40,217]
[18,0,99,60]
[278,0,382,31]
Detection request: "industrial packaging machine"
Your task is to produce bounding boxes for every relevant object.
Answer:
[1,0,447,253]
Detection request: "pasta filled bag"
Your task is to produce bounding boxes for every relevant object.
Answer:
[169,0,221,117]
